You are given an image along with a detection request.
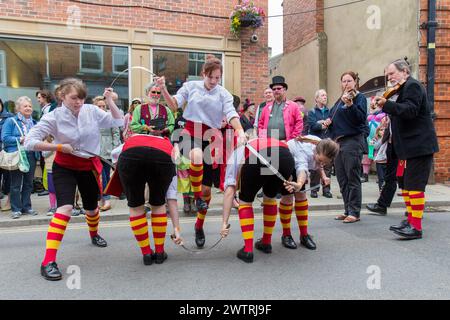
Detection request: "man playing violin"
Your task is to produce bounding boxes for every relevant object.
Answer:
[374,59,439,239]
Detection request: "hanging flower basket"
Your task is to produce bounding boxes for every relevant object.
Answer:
[230,1,265,37]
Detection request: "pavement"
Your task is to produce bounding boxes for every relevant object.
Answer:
[1,174,450,228]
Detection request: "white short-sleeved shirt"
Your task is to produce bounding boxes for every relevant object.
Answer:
[287,135,321,176]
[174,81,239,129]
[24,103,124,158]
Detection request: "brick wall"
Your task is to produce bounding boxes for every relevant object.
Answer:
[419,0,450,183]
[0,0,268,105]
[283,0,323,54]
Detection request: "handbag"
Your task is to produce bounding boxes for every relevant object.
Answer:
[0,117,29,171]
[16,138,30,173]
[0,149,20,170]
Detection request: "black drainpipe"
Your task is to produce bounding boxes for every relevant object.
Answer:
[426,0,438,120]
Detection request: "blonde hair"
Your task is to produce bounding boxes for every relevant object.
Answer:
[93,96,105,106]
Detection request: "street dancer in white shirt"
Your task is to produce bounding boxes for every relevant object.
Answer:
[279,136,339,251]
[156,54,246,249]
[25,78,124,281]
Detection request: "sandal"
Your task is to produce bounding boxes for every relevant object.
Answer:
[343,216,360,223]
[334,214,347,220]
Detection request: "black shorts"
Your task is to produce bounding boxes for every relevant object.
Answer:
[238,147,295,202]
[203,163,220,188]
[177,133,221,188]
[397,154,433,192]
[52,162,100,210]
[117,146,176,207]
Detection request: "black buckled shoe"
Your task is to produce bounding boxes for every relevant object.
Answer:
[366,203,387,215]
[152,252,168,264]
[237,247,253,263]
[281,235,297,249]
[255,239,272,253]
[322,191,333,198]
[41,262,62,281]
[195,198,209,211]
[392,224,422,240]
[300,234,316,250]
[143,254,153,265]
[310,190,318,198]
[91,234,108,247]
[389,219,410,231]
[195,227,205,248]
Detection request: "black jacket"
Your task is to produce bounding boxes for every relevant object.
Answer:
[383,76,439,159]
[307,105,330,138]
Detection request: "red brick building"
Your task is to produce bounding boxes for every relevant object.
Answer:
[274,0,449,183]
[0,0,268,109]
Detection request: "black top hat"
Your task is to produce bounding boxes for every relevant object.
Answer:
[270,76,288,90]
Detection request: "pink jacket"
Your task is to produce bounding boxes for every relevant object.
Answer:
[258,100,303,141]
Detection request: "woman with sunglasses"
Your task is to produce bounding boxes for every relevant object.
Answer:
[129,84,174,138]
[155,54,246,248]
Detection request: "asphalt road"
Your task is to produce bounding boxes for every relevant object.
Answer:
[1,208,450,300]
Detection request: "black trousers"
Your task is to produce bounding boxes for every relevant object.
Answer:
[377,143,398,208]
[334,134,365,217]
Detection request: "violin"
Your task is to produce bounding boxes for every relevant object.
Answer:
[381,81,405,99]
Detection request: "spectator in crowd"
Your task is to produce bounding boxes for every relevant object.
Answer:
[258,76,303,142]
[240,98,256,134]
[93,96,121,212]
[366,114,399,215]
[307,89,333,198]
[123,98,140,141]
[36,89,55,118]
[372,116,389,191]
[42,136,57,216]
[130,82,174,137]
[1,96,39,219]
[254,88,274,133]
[361,99,386,183]
[0,98,13,211]
[293,96,309,136]
[325,71,367,223]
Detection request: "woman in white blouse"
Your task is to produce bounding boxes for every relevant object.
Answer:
[156,55,246,249]
[24,77,124,281]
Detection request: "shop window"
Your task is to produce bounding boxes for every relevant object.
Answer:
[153,49,222,94]
[113,47,128,74]
[80,44,103,73]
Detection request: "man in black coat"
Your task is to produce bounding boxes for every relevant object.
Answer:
[374,59,439,240]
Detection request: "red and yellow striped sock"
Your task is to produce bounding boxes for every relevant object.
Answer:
[279,201,293,237]
[295,200,309,236]
[129,214,152,255]
[262,199,278,245]
[238,204,254,253]
[401,189,412,223]
[42,213,70,265]
[85,209,100,238]
[151,213,168,253]
[190,163,203,199]
[195,194,211,230]
[409,191,425,231]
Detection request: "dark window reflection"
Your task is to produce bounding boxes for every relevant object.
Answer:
[0,38,129,113]
[153,49,222,95]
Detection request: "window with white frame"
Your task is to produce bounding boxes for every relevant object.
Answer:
[80,44,103,72]
[0,50,6,86]
[112,47,128,74]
